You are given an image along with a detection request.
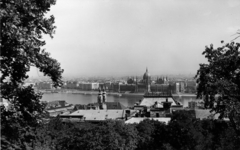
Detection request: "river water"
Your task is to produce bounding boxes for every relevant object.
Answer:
[41,93,201,108]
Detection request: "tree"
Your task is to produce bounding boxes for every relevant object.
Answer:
[167,111,198,150]
[47,120,138,150]
[135,119,170,150]
[135,119,157,150]
[1,0,63,149]
[195,40,240,134]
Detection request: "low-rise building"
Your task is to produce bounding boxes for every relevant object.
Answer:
[64,81,78,89]
[35,82,53,90]
[59,89,126,122]
[45,100,74,117]
[125,92,183,124]
[77,82,99,90]
[60,109,125,122]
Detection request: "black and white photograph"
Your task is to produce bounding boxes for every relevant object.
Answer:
[1,0,240,149]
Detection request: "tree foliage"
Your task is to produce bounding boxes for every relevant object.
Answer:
[1,0,63,86]
[195,40,240,134]
[34,112,240,150]
[1,0,63,149]
[34,119,138,150]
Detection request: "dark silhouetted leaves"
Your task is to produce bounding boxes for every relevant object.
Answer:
[196,40,240,134]
[1,0,63,149]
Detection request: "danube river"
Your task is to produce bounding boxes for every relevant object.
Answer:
[41,92,201,108]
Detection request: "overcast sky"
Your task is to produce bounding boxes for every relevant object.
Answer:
[29,0,240,78]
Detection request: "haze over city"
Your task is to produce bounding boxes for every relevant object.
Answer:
[28,0,240,77]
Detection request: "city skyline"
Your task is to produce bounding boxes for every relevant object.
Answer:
[28,0,240,77]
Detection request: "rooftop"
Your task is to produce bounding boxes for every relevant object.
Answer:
[90,102,126,110]
[140,97,177,107]
[65,109,125,121]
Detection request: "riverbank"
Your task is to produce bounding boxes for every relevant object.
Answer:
[39,89,197,97]
[40,90,144,96]
[41,90,200,108]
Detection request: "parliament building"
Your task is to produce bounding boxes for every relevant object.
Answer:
[112,68,173,94]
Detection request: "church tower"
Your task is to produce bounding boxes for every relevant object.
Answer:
[98,88,107,110]
[102,88,107,102]
[97,88,103,103]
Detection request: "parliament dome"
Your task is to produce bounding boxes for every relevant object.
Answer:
[143,68,151,80]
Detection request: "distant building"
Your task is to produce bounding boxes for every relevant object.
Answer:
[111,69,172,93]
[150,84,172,93]
[119,84,136,92]
[62,81,100,90]
[185,80,197,93]
[76,82,99,90]
[127,77,136,84]
[143,68,151,93]
[156,76,169,85]
[35,82,53,90]
[180,82,185,93]
[104,81,112,91]
[156,77,164,84]
[64,81,78,89]
[175,83,180,93]
[113,68,153,93]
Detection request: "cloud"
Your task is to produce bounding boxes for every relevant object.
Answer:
[227,0,240,7]
[202,11,212,16]
[28,0,240,77]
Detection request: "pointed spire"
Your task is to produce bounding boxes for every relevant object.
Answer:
[146,67,148,72]
[98,88,103,103]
